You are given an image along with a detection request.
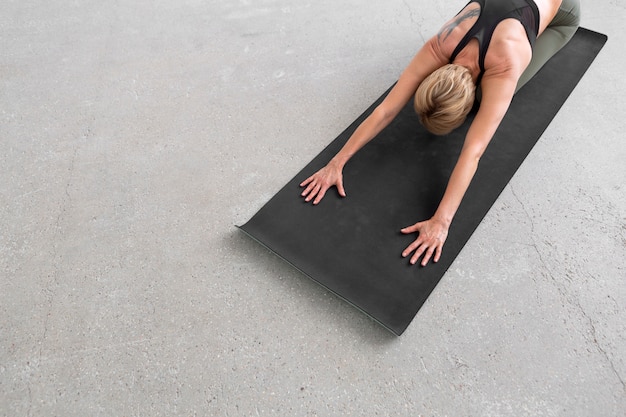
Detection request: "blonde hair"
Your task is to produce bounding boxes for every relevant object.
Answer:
[414,64,476,135]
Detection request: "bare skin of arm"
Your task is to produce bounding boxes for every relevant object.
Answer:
[401,69,520,265]
[299,38,447,204]
[401,30,531,266]
[397,0,562,265]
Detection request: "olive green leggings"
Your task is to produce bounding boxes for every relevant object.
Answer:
[516,0,581,91]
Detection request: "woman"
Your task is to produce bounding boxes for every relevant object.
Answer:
[300,0,581,266]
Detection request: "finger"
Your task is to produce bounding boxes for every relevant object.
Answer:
[304,184,321,202]
[313,186,328,205]
[301,181,316,197]
[433,245,443,263]
[410,244,427,265]
[406,239,427,263]
[401,222,422,234]
[299,176,314,188]
[421,246,436,267]
[401,238,422,258]
[337,180,346,197]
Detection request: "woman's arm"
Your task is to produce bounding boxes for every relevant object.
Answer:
[301,38,447,204]
[401,71,519,266]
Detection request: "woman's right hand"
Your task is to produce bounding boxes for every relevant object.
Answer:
[299,160,346,205]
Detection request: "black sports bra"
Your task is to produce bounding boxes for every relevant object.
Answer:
[450,0,540,83]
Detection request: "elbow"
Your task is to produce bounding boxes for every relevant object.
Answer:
[465,145,486,164]
[372,105,394,125]
[470,135,493,160]
[459,145,486,170]
[472,149,485,163]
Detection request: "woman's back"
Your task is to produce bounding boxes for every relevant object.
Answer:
[435,0,563,78]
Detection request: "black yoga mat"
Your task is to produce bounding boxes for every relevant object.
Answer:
[239,28,607,335]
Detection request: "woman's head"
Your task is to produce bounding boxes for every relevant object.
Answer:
[413,64,475,135]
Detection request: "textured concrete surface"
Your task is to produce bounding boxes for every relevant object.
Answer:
[1,1,625,416]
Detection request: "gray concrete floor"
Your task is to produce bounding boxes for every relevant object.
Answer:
[1,0,625,416]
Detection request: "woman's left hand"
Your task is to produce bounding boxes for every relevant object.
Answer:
[401,217,449,266]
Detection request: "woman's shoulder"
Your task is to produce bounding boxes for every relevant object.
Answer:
[484,21,533,76]
[434,2,482,58]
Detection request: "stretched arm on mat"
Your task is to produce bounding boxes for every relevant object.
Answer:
[300,39,447,205]
[401,64,521,266]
